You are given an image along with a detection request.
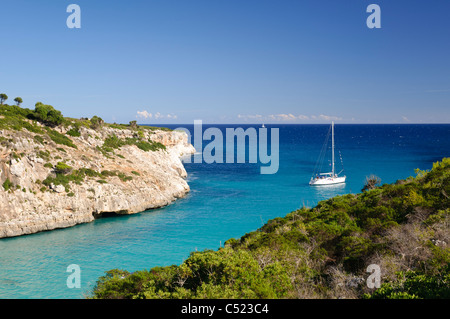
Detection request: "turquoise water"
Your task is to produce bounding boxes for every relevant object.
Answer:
[0,124,449,298]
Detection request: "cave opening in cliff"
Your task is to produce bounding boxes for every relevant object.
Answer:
[92,210,129,219]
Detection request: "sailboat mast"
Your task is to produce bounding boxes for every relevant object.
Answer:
[332,121,335,177]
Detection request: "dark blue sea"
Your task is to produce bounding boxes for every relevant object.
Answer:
[0,124,449,298]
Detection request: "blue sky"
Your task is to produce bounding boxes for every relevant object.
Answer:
[1,0,449,124]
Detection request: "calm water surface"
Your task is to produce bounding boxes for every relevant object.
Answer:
[0,124,449,298]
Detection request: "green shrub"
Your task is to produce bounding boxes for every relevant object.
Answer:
[365,269,450,299]
[90,116,104,130]
[79,168,101,178]
[45,128,77,148]
[42,166,104,191]
[117,173,132,182]
[100,134,166,155]
[33,102,64,127]
[88,158,450,299]
[91,247,292,299]
[54,162,72,174]
[66,127,81,137]
[2,178,13,191]
[0,104,42,133]
[37,150,51,161]
[34,135,45,145]
[103,135,124,149]
[100,170,116,177]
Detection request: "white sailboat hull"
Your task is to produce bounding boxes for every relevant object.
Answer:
[310,121,346,186]
[309,176,346,186]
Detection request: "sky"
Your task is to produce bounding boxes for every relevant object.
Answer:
[0,0,449,124]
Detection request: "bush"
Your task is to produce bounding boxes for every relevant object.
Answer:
[89,158,450,299]
[45,127,77,148]
[0,104,42,133]
[90,247,292,299]
[34,135,45,145]
[365,269,450,299]
[33,102,64,127]
[100,134,166,155]
[90,116,104,130]
[54,162,73,174]
[103,135,124,149]
[2,178,13,191]
[42,167,100,190]
[362,175,381,192]
[66,127,81,137]
[129,120,138,129]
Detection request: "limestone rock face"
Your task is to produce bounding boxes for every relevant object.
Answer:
[0,126,195,238]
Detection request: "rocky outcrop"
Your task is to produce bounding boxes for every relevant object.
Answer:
[0,125,195,238]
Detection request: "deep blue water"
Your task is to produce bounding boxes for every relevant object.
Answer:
[0,124,449,298]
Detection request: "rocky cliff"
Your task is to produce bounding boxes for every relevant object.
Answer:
[0,120,195,238]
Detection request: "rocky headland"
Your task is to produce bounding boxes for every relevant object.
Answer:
[0,103,195,238]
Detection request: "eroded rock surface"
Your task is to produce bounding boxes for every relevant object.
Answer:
[0,125,195,238]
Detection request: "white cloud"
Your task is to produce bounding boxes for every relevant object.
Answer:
[402,116,411,123]
[137,110,178,121]
[236,113,341,122]
[318,114,343,121]
[238,114,262,119]
[274,113,297,121]
[136,110,152,119]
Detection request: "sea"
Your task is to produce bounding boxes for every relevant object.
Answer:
[0,124,449,299]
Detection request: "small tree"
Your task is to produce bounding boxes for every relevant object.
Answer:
[54,162,73,175]
[34,102,64,127]
[0,93,8,105]
[362,175,381,192]
[14,97,23,106]
[129,120,138,129]
[90,116,104,130]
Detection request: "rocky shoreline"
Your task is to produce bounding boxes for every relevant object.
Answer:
[0,124,195,238]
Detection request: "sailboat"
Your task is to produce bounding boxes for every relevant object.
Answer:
[309,121,346,186]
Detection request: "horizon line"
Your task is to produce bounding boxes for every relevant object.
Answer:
[140,122,450,126]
